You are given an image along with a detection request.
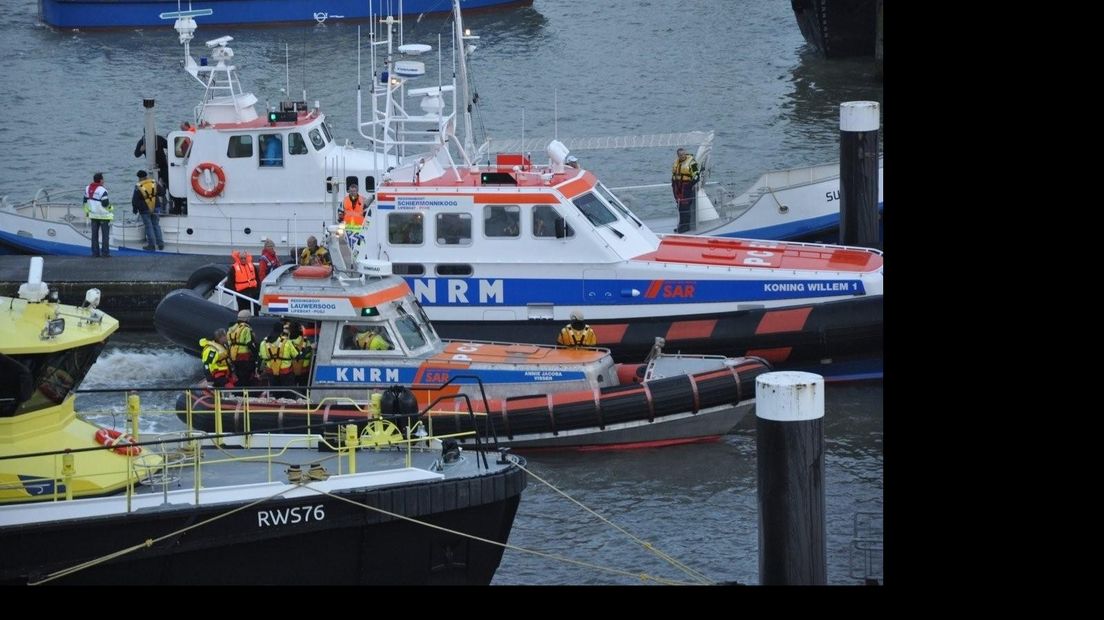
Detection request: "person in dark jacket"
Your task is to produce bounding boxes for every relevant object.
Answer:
[132,170,165,250]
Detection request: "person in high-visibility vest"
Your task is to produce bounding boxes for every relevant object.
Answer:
[199,328,234,388]
[227,310,257,386]
[671,147,700,233]
[83,172,113,257]
[557,311,597,348]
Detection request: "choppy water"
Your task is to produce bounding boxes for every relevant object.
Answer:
[12,0,883,585]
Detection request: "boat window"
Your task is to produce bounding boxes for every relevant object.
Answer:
[408,300,440,345]
[532,205,574,239]
[388,212,424,245]
[174,135,193,158]
[435,213,472,246]
[4,343,105,417]
[227,135,253,158]
[571,192,617,226]
[288,132,308,155]
[338,323,396,352]
[392,263,425,275]
[484,205,520,238]
[321,121,334,143]
[594,182,642,225]
[308,128,325,151]
[394,305,428,350]
[259,134,283,167]
[436,264,472,276]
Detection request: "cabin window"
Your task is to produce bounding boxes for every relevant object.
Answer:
[259,134,283,167]
[392,263,425,275]
[436,264,472,276]
[174,135,193,158]
[435,213,472,246]
[595,182,641,224]
[321,122,334,143]
[5,343,105,416]
[484,205,520,238]
[227,135,253,158]
[338,323,396,353]
[394,305,429,351]
[308,128,325,151]
[571,192,617,226]
[532,206,574,239]
[288,132,308,155]
[388,213,424,245]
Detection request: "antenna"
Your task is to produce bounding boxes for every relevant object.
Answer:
[554,88,558,140]
[285,43,290,100]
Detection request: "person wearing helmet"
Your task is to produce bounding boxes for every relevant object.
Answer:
[557,310,597,347]
[227,309,257,386]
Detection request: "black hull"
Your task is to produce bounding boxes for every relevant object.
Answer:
[177,358,770,448]
[1,465,525,585]
[430,296,883,373]
[791,0,877,57]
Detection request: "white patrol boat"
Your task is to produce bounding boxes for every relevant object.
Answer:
[0,7,430,256]
[156,228,773,450]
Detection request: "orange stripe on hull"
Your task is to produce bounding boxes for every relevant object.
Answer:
[665,319,718,341]
[745,347,793,363]
[755,307,813,335]
[592,323,629,344]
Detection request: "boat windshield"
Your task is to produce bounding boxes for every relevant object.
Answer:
[395,302,437,350]
[594,182,642,226]
[1,343,106,417]
[571,192,618,227]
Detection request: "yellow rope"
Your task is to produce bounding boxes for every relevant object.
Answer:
[28,484,305,585]
[515,460,715,585]
[27,455,707,586]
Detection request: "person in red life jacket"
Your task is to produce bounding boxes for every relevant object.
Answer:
[257,238,282,281]
[229,249,259,314]
[177,121,196,157]
[83,172,113,257]
[199,328,235,389]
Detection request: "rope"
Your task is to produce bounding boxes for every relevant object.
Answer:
[313,465,699,585]
[29,484,303,585]
[514,460,715,585]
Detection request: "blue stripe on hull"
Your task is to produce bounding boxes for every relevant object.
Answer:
[717,201,884,242]
[0,230,166,256]
[40,0,530,29]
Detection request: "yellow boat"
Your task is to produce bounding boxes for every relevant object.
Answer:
[0,257,161,504]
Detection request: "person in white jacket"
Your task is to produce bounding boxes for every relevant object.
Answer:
[83,172,113,257]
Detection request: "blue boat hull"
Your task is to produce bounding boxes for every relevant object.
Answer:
[39,0,532,29]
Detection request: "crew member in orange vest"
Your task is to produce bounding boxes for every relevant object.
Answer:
[229,249,259,314]
[339,183,371,247]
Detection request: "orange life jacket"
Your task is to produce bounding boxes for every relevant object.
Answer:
[230,251,258,291]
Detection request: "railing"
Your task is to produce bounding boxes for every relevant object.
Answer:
[3,380,498,508]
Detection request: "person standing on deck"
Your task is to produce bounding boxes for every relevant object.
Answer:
[199,328,234,389]
[83,172,113,257]
[338,183,369,248]
[257,238,282,281]
[132,170,165,251]
[299,235,332,266]
[227,310,258,387]
[671,147,700,233]
[229,250,259,314]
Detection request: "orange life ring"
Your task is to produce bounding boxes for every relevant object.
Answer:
[93,428,142,457]
[191,162,226,198]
